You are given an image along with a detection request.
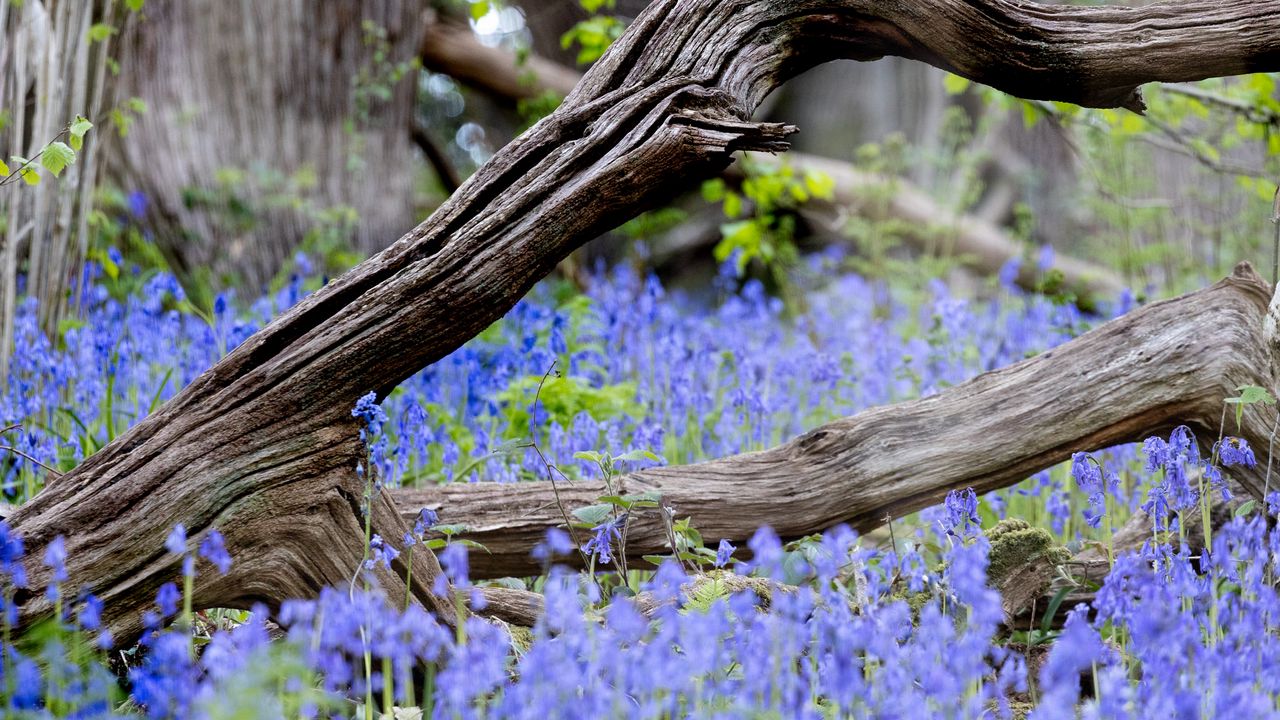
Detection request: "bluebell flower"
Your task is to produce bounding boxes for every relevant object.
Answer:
[352,391,388,439]
[155,582,180,618]
[1219,436,1256,467]
[78,593,103,631]
[1071,452,1106,529]
[43,534,67,584]
[582,515,625,565]
[532,527,575,563]
[1037,244,1055,271]
[129,630,197,717]
[164,524,186,555]
[126,189,148,218]
[198,529,232,574]
[438,542,470,589]
[0,521,26,587]
[943,487,979,539]
[365,534,399,570]
[714,538,735,568]
[413,507,439,537]
[998,257,1022,289]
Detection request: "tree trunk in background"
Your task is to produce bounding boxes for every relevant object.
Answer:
[108,0,426,301]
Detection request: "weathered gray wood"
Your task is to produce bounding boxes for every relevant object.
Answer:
[394,264,1277,578]
[8,0,1280,641]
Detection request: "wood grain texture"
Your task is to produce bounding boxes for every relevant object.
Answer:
[9,0,1280,640]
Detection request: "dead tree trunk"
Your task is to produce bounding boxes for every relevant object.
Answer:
[9,0,1280,643]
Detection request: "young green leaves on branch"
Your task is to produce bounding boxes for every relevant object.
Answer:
[0,116,93,188]
[1225,384,1276,432]
[703,161,835,276]
[562,0,626,66]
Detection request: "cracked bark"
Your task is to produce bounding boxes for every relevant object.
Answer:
[8,0,1280,642]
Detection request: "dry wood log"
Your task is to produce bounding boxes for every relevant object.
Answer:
[417,13,1127,304]
[9,0,1280,644]
[394,264,1278,578]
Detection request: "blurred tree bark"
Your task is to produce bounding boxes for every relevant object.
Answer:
[107,0,427,303]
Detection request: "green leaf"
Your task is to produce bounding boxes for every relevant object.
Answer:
[1225,385,1276,430]
[0,159,8,177]
[942,73,970,95]
[17,165,39,186]
[87,23,115,42]
[1021,102,1040,128]
[470,1,490,20]
[100,250,119,280]
[804,170,835,201]
[432,523,469,536]
[453,539,490,553]
[571,503,614,526]
[40,141,75,177]
[147,368,174,414]
[700,178,725,203]
[620,490,662,504]
[1235,499,1258,517]
[573,450,604,464]
[1040,586,1073,636]
[69,115,93,152]
[614,449,659,463]
[124,0,144,11]
[1230,385,1276,405]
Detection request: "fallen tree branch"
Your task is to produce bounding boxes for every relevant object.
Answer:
[419,13,581,103]
[394,264,1276,578]
[740,153,1127,303]
[418,14,1127,303]
[10,0,1280,642]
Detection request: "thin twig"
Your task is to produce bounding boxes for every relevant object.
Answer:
[0,445,63,477]
[0,423,62,477]
[0,128,69,189]
[526,360,593,572]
